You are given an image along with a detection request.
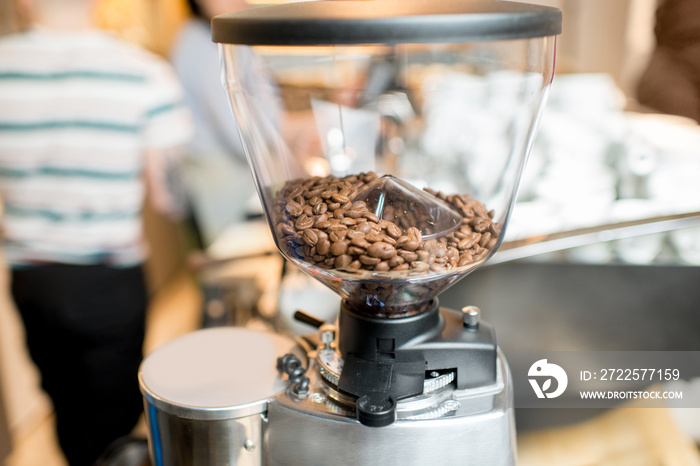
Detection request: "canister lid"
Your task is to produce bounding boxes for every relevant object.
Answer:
[212,0,562,46]
[139,327,299,420]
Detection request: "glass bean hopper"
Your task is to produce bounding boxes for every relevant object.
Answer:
[214,0,558,318]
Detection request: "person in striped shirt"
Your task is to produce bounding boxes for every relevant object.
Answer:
[0,0,193,464]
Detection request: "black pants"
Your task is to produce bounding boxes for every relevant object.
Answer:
[11,264,147,466]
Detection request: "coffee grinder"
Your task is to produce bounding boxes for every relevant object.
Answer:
[139,2,560,464]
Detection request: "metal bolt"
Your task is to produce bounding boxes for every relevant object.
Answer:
[442,400,461,411]
[319,324,335,348]
[244,439,256,452]
[462,306,480,329]
[310,392,326,404]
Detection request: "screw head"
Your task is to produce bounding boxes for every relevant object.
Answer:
[319,324,335,348]
[244,439,256,452]
[442,400,461,411]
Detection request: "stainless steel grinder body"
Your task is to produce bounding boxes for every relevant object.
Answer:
[265,354,515,465]
[139,311,516,466]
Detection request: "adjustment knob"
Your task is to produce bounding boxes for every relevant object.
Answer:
[461,306,480,329]
[356,394,397,427]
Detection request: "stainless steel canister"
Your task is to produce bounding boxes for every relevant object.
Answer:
[138,327,299,466]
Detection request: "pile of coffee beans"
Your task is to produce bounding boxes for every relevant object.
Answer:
[273,172,500,277]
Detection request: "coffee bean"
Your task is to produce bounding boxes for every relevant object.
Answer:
[359,255,381,266]
[447,247,460,261]
[346,230,365,239]
[375,261,390,272]
[335,254,352,268]
[367,242,397,260]
[306,187,324,198]
[303,229,318,247]
[457,234,479,250]
[407,227,422,243]
[348,260,362,271]
[288,186,304,199]
[363,212,379,223]
[316,239,331,255]
[313,213,328,225]
[356,222,372,234]
[295,215,314,230]
[350,237,371,249]
[389,256,404,268]
[329,239,350,256]
[348,246,366,256]
[398,250,418,262]
[430,263,447,272]
[461,206,474,218]
[402,240,420,251]
[395,236,410,248]
[474,248,490,261]
[277,222,295,237]
[479,232,492,248]
[380,234,397,245]
[331,193,350,204]
[458,255,475,267]
[329,230,347,242]
[286,202,303,217]
[365,234,383,243]
[345,209,365,219]
[434,242,447,258]
[473,219,490,233]
[411,261,429,272]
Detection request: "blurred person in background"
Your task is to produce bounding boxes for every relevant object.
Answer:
[0,0,193,464]
[169,0,318,252]
[636,0,700,123]
[170,0,258,249]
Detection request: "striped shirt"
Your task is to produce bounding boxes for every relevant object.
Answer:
[0,28,193,267]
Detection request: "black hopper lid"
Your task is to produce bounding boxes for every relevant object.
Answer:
[212,0,562,46]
